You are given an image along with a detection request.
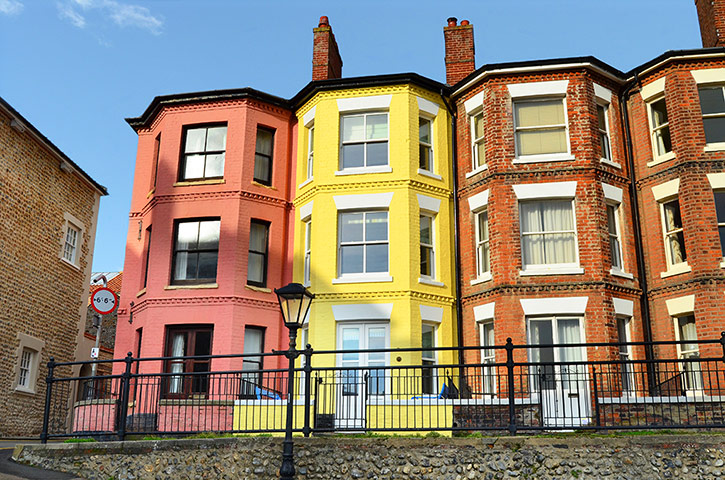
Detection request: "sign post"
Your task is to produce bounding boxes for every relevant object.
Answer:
[90,287,118,380]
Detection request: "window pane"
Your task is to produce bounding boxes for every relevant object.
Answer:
[366,114,388,139]
[651,98,668,127]
[206,126,227,151]
[340,245,363,274]
[703,117,725,144]
[422,325,434,349]
[256,129,274,155]
[198,221,220,250]
[475,142,486,165]
[544,233,576,263]
[474,113,484,138]
[516,100,564,127]
[664,201,683,230]
[247,252,265,283]
[541,200,573,231]
[185,128,206,153]
[254,155,271,183]
[250,222,268,252]
[175,252,198,281]
[518,129,567,155]
[419,144,431,170]
[341,144,364,168]
[654,126,673,155]
[366,142,388,166]
[184,154,205,179]
[607,205,618,235]
[365,212,388,241]
[204,153,224,178]
[420,216,432,244]
[420,245,432,276]
[478,211,488,241]
[342,115,364,142]
[610,237,622,269]
[419,118,430,143]
[719,226,725,256]
[668,231,687,264]
[366,244,388,272]
[194,331,212,356]
[522,235,544,266]
[197,252,218,280]
[699,87,725,115]
[678,315,698,351]
[340,213,363,242]
[597,104,607,130]
[176,222,199,250]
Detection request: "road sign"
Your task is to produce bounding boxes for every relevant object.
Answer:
[90,347,99,359]
[91,287,118,315]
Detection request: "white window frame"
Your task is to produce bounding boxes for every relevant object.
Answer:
[673,314,703,394]
[602,183,631,278]
[698,84,725,149]
[421,323,438,395]
[336,210,390,282]
[606,203,624,273]
[307,124,315,180]
[475,208,490,281]
[419,214,435,281]
[338,111,391,175]
[518,199,581,275]
[692,69,725,151]
[470,110,485,171]
[60,213,84,269]
[596,102,612,163]
[512,96,572,163]
[468,189,491,284]
[706,173,725,267]
[615,316,636,395]
[659,198,689,276]
[13,333,44,394]
[647,96,675,165]
[418,116,434,174]
[303,220,312,287]
[479,320,496,396]
[63,223,80,264]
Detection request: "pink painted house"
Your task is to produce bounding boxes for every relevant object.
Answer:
[102,90,296,431]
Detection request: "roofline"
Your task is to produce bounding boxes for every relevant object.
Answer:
[451,56,626,97]
[625,47,725,79]
[290,73,449,108]
[0,96,107,196]
[125,87,291,131]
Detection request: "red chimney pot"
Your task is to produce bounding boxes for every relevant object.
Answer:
[461,20,470,26]
[447,17,457,27]
[319,16,329,27]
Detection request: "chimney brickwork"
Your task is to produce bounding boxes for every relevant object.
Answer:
[695,0,725,47]
[312,16,343,81]
[444,17,475,86]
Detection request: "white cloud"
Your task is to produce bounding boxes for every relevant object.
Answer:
[0,0,24,16]
[57,3,86,28]
[57,0,163,35]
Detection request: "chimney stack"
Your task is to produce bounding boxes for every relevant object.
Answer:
[695,0,725,47]
[312,16,343,81]
[444,17,475,85]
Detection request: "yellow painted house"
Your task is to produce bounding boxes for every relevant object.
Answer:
[291,76,457,407]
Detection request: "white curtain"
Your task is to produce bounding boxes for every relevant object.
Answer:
[169,333,185,394]
[521,201,575,266]
[664,202,685,264]
[557,319,583,387]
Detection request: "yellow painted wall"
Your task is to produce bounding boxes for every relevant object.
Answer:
[291,84,458,374]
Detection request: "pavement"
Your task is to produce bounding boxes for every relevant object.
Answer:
[0,441,82,480]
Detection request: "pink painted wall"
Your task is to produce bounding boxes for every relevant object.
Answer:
[113,97,297,376]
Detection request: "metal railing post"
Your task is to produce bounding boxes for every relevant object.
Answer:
[720,331,725,359]
[40,357,55,444]
[117,352,133,441]
[505,338,517,435]
[592,366,601,428]
[303,345,313,437]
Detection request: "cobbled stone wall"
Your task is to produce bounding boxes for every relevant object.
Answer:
[13,434,725,480]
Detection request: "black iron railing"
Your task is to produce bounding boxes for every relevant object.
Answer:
[41,334,725,441]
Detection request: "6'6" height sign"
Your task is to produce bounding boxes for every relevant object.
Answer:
[91,287,118,315]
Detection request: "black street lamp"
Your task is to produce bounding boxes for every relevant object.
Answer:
[275,282,314,480]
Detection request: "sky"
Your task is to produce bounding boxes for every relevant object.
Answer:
[0,0,703,272]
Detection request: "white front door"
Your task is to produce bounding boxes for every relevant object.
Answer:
[336,323,388,429]
[528,317,590,428]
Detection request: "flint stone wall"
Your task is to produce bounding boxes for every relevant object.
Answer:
[13,434,725,480]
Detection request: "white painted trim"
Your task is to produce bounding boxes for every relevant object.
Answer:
[707,172,725,189]
[337,95,392,112]
[593,83,613,103]
[519,266,584,276]
[660,262,692,278]
[332,303,394,321]
[705,143,725,152]
[417,194,441,213]
[611,268,634,280]
[473,302,495,322]
[640,77,666,101]
[299,201,313,221]
[418,277,444,287]
[665,295,695,316]
[465,165,488,178]
[302,106,316,127]
[613,298,634,317]
[646,151,676,167]
[464,91,485,113]
[335,166,393,176]
[333,192,393,210]
[507,80,569,98]
[332,274,393,284]
[297,178,313,189]
[602,183,623,203]
[512,153,576,164]
[417,97,440,116]
[600,158,622,169]
[691,68,725,85]
[467,189,489,211]
[419,305,443,324]
[512,181,577,199]
[651,178,680,202]
[470,272,492,285]
[520,297,588,316]
[417,169,442,181]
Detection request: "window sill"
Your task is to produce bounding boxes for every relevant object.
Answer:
[720,259,725,269]
[600,158,622,169]
[164,283,218,290]
[252,181,276,190]
[59,257,81,272]
[465,165,488,178]
[173,179,225,187]
[298,178,313,189]
[513,153,575,164]
[335,166,392,176]
[417,169,442,181]
[519,267,584,276]
[610,269,634,280]
[660,263,691,278]
[418,277,444,287]
[246,284,272,293]
[470,272,492,285]
[332,274,393,284]
[646,151,676,167]
[136,288,146,298]
[704,143,725,152]
[14,386,36,396]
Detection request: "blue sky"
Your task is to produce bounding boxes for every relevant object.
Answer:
[0,0,702,272]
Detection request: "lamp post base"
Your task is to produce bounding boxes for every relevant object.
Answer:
[279,439,295,479]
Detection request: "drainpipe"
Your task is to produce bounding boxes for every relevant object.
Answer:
[440,90,466,375]
[619,76,656,391]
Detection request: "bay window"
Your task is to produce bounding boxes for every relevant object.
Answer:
[180,125,226,181]
[340,113,388,169]
[520,200,577,270]
[172,219,220,285]
[338,211,388,276]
